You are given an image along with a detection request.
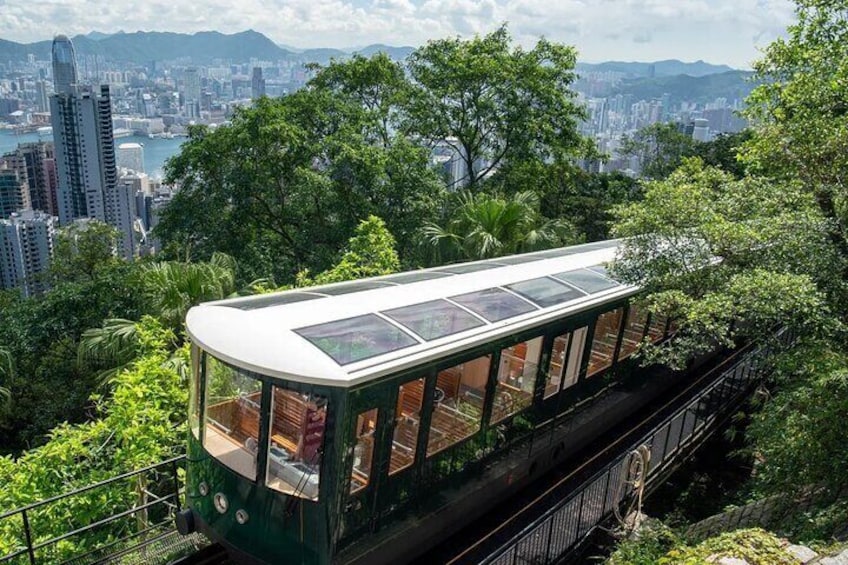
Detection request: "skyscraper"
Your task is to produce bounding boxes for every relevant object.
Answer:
[183,67,201,109]
[0,154,31,217]
[50,34,135,259]
[0,210,55,297]
[251,67,266,99]
[51,35,78,95]
[8,142,58,215]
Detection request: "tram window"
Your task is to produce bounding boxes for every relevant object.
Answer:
[426,355,490,457]
[189,345,201,438]
[266,388,327,501]
[202,355,262,479]
[350,408,378,494]
[587,308,624,377]
[391,378,425,475]
[544,327,587,397]
[492,338,542,423]
[618,305,649,361]
[647,313,667,343]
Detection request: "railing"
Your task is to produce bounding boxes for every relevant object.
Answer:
[480,329,794,565]
[0,455,202,565]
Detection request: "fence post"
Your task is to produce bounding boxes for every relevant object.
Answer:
[21,509,36,565]
[171,459,182,513]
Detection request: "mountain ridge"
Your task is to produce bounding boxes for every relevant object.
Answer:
[1,30,735,73]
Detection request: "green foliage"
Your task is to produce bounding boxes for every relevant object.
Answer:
[0,261,145,452]
[49,220,122,282]
[422,190,581,263]
[742,0,848,263]
[157,74,445,282]
[304,216,400,285]
[0,317,187,562]
[659,528,796,564]
[613,158,839,366]
[607,521,680,565]
[406,25,590,190]
[0,348,11,406]
[747,340,848,497]
[621,123,697,180]
[138,252,237,332]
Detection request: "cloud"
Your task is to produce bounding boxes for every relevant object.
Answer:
[0,0,796,67]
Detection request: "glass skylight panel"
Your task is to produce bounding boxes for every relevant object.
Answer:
[316,280,397,296]
[588,265,614,279]
[224,292,325,310]
[493,255,545,265]
[380,271,453,284]
[449,288,537,322]
[295,314,418,365]
[437,262,504,274]
[506,277,586,308]
[552,269,620,294]
[383,300,486,340]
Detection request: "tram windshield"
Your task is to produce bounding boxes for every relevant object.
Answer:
[202,355,262,479]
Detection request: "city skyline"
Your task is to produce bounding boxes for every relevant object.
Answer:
[1,0,795,69]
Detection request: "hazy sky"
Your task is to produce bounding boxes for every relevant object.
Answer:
[1,0,796,68]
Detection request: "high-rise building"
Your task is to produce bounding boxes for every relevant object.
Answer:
[8,142,58,215]
[0,154,31,217]
[36,80,50,113]
[117,142,145,173]
[183,67,201,109]
[251,67,266,99]
[110,175,140,259]
[50,35,135,259]
[0,210,55,297]
[51,35,78,95]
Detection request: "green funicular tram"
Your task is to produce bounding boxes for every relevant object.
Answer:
[180,239,687,565]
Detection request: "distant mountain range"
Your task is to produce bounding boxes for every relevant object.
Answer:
[0,30,416,65]
[1,30,732,75]
[577,59,736,78]
[611,70,756,104]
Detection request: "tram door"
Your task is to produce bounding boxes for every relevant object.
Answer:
[347,404,388,533]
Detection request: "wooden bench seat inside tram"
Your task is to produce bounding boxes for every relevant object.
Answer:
[271,390,309,456]
[206,392,261,445]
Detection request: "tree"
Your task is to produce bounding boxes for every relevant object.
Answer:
[620,122,697,179]
[742,0,848,267]
[0,317,187,562]
[50,220,122,282]
[138,252,237,332]
[611,159,838,367]
[157,81,445,281]
[405,25,590,190]
[0,348,11,406]
[423,190,580,263]
[299,215,401,285]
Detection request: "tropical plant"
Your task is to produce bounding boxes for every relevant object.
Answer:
[138,252,237,331]
[423,190,580,262]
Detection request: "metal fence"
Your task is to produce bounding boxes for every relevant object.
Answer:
[481,330,793,565]
[0,455,204,565]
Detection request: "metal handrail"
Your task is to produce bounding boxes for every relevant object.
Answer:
[0,454,185,565]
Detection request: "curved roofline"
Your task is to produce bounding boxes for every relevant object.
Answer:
[186,240,635,388]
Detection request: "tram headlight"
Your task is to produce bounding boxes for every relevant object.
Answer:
[198,481,209,496]
[235,509,249,524]
[213,492,229,514]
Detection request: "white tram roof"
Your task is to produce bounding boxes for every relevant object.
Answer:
[186,240,637,388]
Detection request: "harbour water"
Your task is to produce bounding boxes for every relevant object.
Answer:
[0,129,185,180]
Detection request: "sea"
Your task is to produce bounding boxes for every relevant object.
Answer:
[0,129,185,181]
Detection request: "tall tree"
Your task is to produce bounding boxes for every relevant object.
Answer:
[612,158,839,367]
[405,25,589,190]
[742,0,848,265]
[620,122,697,180]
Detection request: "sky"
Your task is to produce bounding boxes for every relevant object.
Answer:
[0,0,797,68]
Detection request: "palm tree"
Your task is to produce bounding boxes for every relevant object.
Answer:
[139,252,237,331]
[423,191,579,262]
